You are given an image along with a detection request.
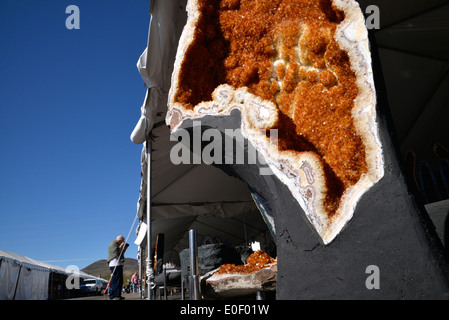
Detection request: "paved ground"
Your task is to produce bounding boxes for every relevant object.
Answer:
[67,292,141,300]
[66,291,184,300]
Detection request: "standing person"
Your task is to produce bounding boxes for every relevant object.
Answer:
[131,272,139,293]
[107,235,129,300]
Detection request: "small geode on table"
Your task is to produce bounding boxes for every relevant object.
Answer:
[201,266,277,298]
[201,250,277,298]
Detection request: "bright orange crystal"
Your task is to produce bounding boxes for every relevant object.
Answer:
[175,0,368,217]
[216,250,276,275]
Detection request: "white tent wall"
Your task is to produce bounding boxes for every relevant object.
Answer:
[0,258,22,300]
[14,266,50,300]
[0,254,50,300]
[0,250,107,300]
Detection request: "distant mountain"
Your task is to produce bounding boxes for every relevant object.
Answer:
[81,258,138,280]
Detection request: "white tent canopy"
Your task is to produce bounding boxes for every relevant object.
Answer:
[0,250,105,300]
[133,108,270,262]
[0,250,50,300]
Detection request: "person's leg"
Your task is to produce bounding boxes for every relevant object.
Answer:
[117,266,124,298]
[109,267,118,299]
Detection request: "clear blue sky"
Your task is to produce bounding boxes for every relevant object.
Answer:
[0,1,151,270]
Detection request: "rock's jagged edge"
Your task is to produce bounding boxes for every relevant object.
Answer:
[166,0,384,244]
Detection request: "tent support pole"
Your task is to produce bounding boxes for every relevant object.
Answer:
[146,139,154,300]
[189,229,201,300]
[138,246,142,299]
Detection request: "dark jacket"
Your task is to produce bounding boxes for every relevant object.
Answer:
[107,240,123,263]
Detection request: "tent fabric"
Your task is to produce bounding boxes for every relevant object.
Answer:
[0,250,105,300]
[0,250,64,274]
[0,249,104,278]
[134,221,148,246]
[151,201,257,220]
[151,206,273,263]
[13,267,50,300]
[131,0,187,143]
[138,0,187,90]
[130,87,167,144]
[0,259,22,300]
[373,2,449,61]
[0,251,51,300]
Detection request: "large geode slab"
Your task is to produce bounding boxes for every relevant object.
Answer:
[166,0,384,244]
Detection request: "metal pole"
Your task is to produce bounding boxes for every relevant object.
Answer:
[188,229,201,300]
[243,213,248,245]
[146,139,154,300]
[138,246,142,298]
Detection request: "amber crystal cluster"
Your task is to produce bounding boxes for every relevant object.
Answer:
[175,0,366,216]
[217,250,276,275]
